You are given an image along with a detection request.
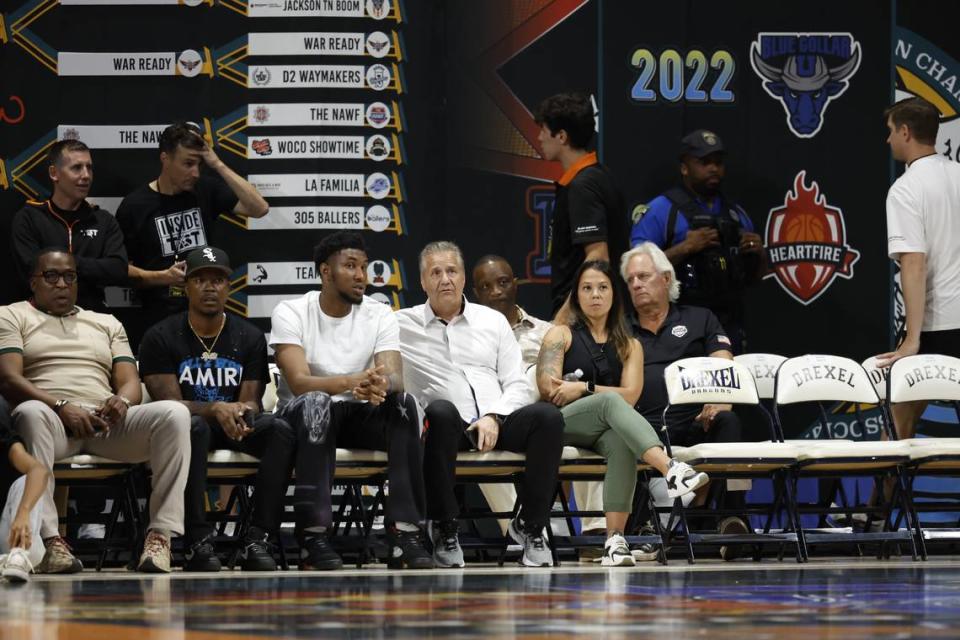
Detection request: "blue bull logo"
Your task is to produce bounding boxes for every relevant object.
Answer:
[751,33,861,138]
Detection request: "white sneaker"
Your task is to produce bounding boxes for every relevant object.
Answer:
[665,461,709,499]
[601,534,636,567]
[1,547,33,582]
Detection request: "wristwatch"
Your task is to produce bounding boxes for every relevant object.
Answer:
[118,396,132,408]
[53,399,69,414]
[585,381,596,395]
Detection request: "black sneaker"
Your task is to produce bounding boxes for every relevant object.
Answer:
[387,527,434,570]
[299,533,343,571]
[239,527,278,571]
[184,535,221,572]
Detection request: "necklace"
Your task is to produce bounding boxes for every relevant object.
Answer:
[188,313,225,361]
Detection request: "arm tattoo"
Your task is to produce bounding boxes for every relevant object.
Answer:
[536,338,566,388]
[374,350,404,393]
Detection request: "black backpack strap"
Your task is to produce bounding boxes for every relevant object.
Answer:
[663,187,699,248]
[573,324,613,385]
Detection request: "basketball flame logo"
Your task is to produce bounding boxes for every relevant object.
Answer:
[763,171,859,305]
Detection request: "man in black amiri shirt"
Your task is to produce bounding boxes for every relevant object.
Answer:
[116,122,269,330]
[139,247,295,572]
[535,92,628,316]
[10,140,128,312]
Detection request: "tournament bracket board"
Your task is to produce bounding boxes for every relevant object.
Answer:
[0,0,414,338]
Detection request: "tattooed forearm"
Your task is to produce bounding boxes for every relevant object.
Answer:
[536,337,566,397]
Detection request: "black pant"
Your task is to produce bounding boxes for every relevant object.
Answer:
[185,413,297,543]
[666,410,746,512]
[423,400,564,529]
[280,391,426,532]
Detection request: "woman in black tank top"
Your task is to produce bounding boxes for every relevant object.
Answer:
[536,260,708,566]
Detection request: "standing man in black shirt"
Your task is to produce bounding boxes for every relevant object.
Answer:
[535,91,628,316]
[138,247,295,572]
[621,242,750,558]
[116,122,269,340]
[10,140,128,312]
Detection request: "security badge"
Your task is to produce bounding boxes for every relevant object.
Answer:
[632,203,649,224]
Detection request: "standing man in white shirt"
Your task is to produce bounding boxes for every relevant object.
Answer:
[876,97,960,438]
[270,232,431,570]
[398,241,565,568]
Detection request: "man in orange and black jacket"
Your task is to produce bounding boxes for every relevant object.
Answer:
[10,140,128,312]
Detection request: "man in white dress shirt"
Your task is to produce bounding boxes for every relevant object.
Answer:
[397,241,565,568]
[270,232,432,571]
[876,97,960,438]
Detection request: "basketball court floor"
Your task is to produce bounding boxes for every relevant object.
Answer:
[2,557,958,638]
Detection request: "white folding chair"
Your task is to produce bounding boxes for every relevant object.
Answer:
[889,354,960,556]
[735,353,787,401]
[662,357,803,563]
[774,354,918,559]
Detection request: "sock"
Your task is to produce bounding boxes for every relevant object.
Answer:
[394,521,418,532]
[304,526,327,536]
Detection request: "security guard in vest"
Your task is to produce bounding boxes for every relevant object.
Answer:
[629,130,765,353]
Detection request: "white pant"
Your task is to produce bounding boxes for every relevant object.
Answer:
[0,476,46,566]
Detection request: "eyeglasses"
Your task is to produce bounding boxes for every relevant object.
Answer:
[34,270,78,284]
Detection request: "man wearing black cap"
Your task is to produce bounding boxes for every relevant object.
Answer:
[630,130,765,353]
[138,246,296,572]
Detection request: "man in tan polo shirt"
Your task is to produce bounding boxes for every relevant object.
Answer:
[0,249,191,574]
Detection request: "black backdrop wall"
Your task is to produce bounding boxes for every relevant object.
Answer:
[1,0,957,372]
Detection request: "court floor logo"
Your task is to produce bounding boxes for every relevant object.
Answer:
[764,171,859,305]
[750,32,861,138]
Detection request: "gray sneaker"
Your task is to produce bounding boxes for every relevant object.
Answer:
[507,518,553,567]
[427,520,465,568]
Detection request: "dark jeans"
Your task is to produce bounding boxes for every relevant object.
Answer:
[185,413,297,543]
[280,391,426,532]
[423,400,564,530]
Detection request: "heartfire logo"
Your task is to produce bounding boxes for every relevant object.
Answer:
[763,171,859,305]
[750,33,861,138]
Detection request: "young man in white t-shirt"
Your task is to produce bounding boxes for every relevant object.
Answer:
[876,97,960,438]
[270,232,431,570]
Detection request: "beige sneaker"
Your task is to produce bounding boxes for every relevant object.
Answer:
[36,536,83,574]
[137,531,171,573]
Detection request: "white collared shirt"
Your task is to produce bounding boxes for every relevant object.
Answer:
[512,305,553,369]
[397,297,529,422]
[886,154,960,331]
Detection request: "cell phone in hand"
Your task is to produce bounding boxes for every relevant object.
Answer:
[465,425,479,450]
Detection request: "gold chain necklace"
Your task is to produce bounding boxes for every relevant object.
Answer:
[188,313,226,361]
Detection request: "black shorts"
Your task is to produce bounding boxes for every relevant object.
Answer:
[919,329,960,358]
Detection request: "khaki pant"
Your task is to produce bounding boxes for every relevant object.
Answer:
[13,400,191,538]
